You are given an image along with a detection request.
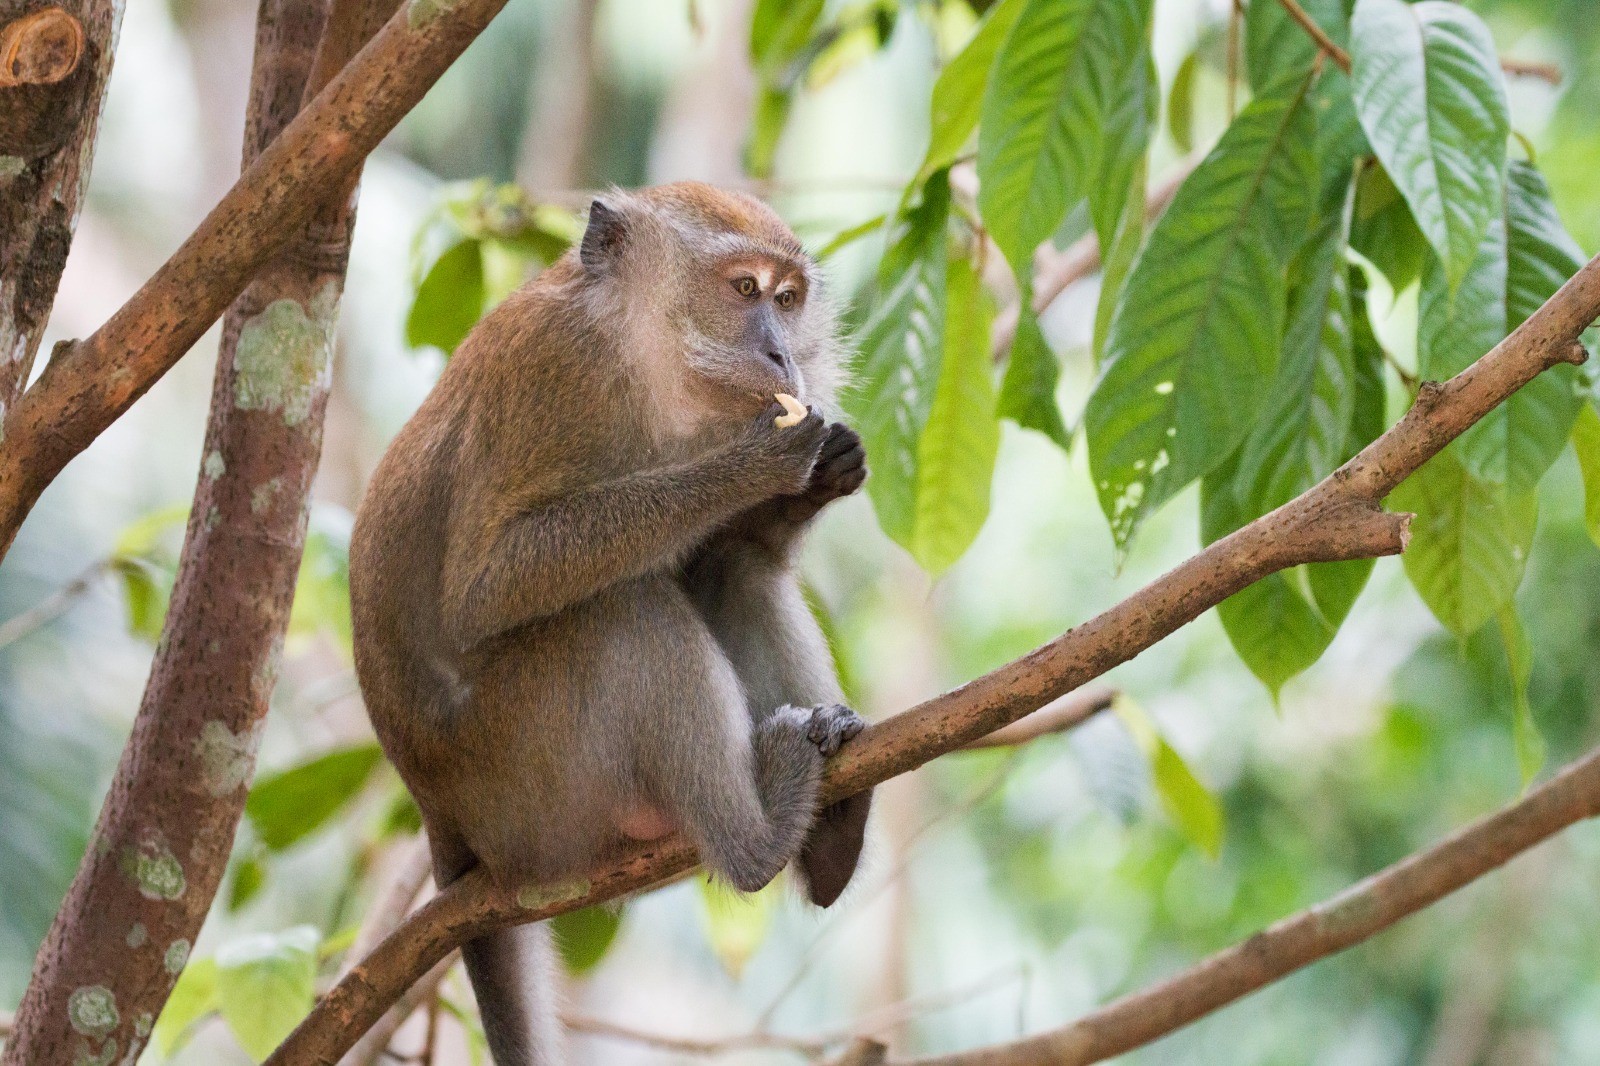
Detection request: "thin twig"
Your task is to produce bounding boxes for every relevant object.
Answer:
[901,740,1600,1065]
[961,686,1114,750]
[1276,0,1351,73]
[0,559,110,650]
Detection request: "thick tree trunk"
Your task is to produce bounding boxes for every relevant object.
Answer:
[0,0,393,1058]
[0,0,122,412]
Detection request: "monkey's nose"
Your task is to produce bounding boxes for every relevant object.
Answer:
[766,350,788,370]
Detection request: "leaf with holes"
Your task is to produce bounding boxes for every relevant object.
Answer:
[1350,0,1508,290]
[1086,71,1318,553]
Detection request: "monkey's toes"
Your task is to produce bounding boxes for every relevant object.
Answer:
[805,704,866,757]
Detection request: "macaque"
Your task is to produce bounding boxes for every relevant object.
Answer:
[349,182,871,1066]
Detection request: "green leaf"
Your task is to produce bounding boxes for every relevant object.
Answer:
[1351,162,1430,293]
[1246,0,1348,94]
[152,957,219,1058]
[977,0,1154,276]
[1388,447,1536,638]
[1114,697,1223,858]
[113,557,170,643]
[815,213,886,260]
[854,174,951,548]
[698,876,776,977]
[1087,70,1319,552]
[910,257,1000,574]
[1349,0,1508,291]
[1203,201,1377,694]
[744,86,792,180]
[750,0,825,74]
[406,239,487,357]
[1167,49,1197,155]
[1419,162,1585,490]
[1572,403,1600,550]
[215,926,319,1062]
[228,854,266,912]
[1093,155,1147,365]
[997,310,1068,446]
[245,745,384,851]
[552,905,623,975]
[289,515,352,654]
[1497,607,1544,786]
[916,0,1026,183]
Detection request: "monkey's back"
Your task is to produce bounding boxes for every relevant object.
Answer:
[349,262,675,872]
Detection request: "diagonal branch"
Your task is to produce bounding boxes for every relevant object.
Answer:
[264,241,1600,1065]
[0,0,518,562]
[900,740,1600,1065]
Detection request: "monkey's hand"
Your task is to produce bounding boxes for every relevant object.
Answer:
[804,703,866,757]
[739,400,830,496]
[799,423,867,510]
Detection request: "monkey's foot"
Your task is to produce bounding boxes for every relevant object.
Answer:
[805,424,867,505]
[803,703,865,757]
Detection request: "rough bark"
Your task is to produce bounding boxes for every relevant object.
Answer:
[263,252,1600,1066]
[0,0,518,561]
[0,0,395,1058]
[0,0,120,415]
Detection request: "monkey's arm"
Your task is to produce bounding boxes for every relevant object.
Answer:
[441,411,828,651]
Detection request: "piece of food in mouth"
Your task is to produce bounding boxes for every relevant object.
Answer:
[774,392,806,428]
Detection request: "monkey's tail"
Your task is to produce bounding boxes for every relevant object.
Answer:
[461,922,565,1066]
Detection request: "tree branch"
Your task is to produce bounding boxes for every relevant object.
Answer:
[898,740,1600,1065]
[0,0,518,562]
[0,0,121,413]
[263,235,1600,1064]
[1275,0,1351,73]
[0,0,395,1057]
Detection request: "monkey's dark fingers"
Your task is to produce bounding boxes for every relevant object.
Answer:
[816,423,862,464]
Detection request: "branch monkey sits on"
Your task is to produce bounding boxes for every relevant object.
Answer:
[349,182,873,1066]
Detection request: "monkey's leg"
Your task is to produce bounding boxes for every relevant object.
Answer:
[621,578,839,894]
[682,543,873,907]
[430,829,565,1066]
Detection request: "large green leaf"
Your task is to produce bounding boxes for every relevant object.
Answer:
[1204,208,1377,694]
[245,745,385,851]
[215,926,320,1062]
[916,0,1025,183]
[1419,162,1585,490]
[978,0,1154,443]
[910,257,1000,574]
[1388,447,1536,638]
[1086,71,1319,552]
[977,0,1154,275]
[152,957,219,1057]
[1349,0,1508,291]
[853,174,950,549]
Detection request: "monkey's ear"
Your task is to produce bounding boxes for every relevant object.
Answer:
[579,199,626,275]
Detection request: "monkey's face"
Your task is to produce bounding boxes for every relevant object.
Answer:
[681,253,816,406]
[579,184,847,420]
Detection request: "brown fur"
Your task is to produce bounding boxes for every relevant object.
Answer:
[349,183,872,1066]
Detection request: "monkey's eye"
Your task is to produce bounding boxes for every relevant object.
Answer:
[732,277,759,299]
[775,289,797,310]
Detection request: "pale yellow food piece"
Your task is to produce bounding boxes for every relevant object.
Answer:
[773,392,806,428]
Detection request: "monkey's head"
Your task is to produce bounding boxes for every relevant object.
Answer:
[574,182,846,423]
